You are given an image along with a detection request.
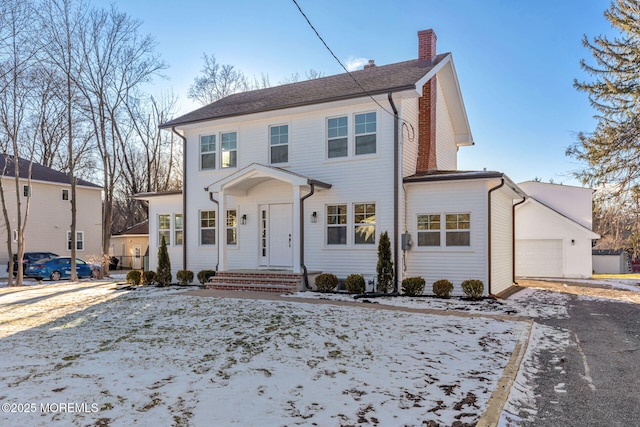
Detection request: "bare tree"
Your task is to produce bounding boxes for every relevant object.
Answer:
[188,53,249,105]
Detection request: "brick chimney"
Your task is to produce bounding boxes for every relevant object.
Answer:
[363,59,376,69]
[416,29,438,172]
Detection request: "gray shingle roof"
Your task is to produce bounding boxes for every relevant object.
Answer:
[161,54,450,128]
[0,154,101,188]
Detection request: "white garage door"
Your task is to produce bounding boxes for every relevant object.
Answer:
[516,239,563,278]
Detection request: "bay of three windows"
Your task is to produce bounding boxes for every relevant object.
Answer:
[199,112,377,169]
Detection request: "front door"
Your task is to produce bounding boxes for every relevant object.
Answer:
[132,245,142,269]
[264,203,293,267]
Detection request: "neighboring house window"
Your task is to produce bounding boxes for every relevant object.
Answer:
[200,135,216,170]
[445,213,471,246]
[200,210,216,245]
[67,231,84,251]
[174,214,183,246]
[61,189,69,201]
[23,185,31,197]
[158,214,171,245]
[221,132,237,168]
[327,116,348,158]
[270,125,288,164]
[355,112,376,155]
[12,229,17,242]
[326,204,347,245]
[226,209,237,245]
[354,203,376,244]
[417,214,441,246]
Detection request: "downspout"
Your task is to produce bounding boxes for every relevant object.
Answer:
[171,126,187,271]
[487,178,505,296]
[300,183,315,289]
[388,92,399,294]
[512,195,527,284]
[207,190,220,271]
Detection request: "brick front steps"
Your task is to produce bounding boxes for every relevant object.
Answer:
[206,271,303,293]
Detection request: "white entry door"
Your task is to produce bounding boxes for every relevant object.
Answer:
[132,245,142,269]
[268,204,293,267]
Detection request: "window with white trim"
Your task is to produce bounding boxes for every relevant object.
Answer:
[200,210,216,245]
[200,135,216,170]
[417,214,441,246]
[270,125,288,164]
[355,112,376,155]
[327,117,348,158]
[174,214,183,245]
[354,203,376,244]
[445,213,471,246]
[221,132,237,168]
[62,189,69,201]
[226,209,237,245]
[158,214,171,246]
[23,185,31,198]
[326,204,347,245]
[67,231,84,251]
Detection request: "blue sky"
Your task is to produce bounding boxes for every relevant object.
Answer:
[94,0,616,186]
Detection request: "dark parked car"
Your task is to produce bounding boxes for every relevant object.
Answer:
[7,252,58,276]
[24,257,95,281]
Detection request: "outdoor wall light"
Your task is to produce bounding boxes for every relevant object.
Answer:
[311,211,318,223]
[241,214,247,225]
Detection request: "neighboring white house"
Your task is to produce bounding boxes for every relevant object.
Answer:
[592,249,631,274]
[0,155,103,272]
[110,221,150,270]
[515,181,600,279]
[137,29,531,296]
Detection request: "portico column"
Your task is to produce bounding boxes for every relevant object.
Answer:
[218,189,226,271]
[292,185,301,273]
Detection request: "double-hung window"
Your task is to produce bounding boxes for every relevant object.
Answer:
[67,231,84,251]
[417,214,441,246]
[226,210,237,245]
[327,117,348,158]
[355,112,376,155]
[174,214,183,245]
[354,203,376,244]
[446,213,471,246]
[221,132,237,168]
[326,204,347,245]
[158,214,171,245]
[270,125,288,164]
[200,135,216,170]
[200,211,216,245]
[61,189,69,201]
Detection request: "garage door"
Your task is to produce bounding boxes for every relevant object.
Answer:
[516,239,563,277]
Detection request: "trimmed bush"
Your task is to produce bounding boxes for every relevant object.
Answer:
[197,270,216,285]
[401,277,426,296]
[315,273,338,292]
[345,274,366,294]
[432,279,454,298]
[126,270,142,286]
[461,279,484,299]
[142,271,156,286]
[176,270,194,285]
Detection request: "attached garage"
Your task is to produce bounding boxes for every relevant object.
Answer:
[516,239,563,278]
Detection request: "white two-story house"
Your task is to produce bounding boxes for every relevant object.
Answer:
[137,29,527,296]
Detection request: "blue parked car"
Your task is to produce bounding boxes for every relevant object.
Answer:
[25,257,96,281]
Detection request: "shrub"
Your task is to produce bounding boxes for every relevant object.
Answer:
[315,273,338,292]
[142,271,156,286]
[197,270,216,285]
[461,279,484,299]
[376,231,394,293]
[432,279,454,298]
[401,277,426,296]
[176,270,194,285]
[126,270,142,286]
[156,235,172,286]
[345,274,366,294]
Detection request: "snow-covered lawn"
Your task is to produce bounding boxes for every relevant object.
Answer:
[0,281,529,427]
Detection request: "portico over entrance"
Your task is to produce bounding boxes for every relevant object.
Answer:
[205,163,331,274]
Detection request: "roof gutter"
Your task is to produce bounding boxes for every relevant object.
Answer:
[207,190,220,271]
[171,126,188,271]
[512,194,527,284]
[388,92,399,294]
[487,177,505,296]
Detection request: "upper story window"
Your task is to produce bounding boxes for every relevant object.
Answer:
[61,189,69,201]
[23,185,31,198]
[327,117,348,158]
[355,112,376,155]
[270,125,288,164]
[221,132,237,168]
[200,135,216,170]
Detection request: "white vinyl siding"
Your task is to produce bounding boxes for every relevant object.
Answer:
[490,189,514,294]
[435,79,457,170]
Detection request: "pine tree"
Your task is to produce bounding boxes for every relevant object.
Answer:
[376,231,394,293]
[156,235,172,286]
[569,0,640,195]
